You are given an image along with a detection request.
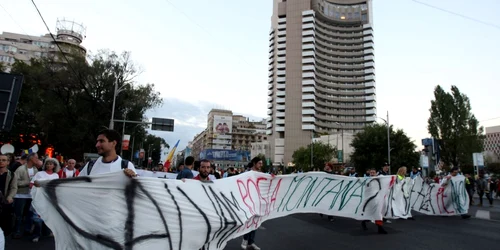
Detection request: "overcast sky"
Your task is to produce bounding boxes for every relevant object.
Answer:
[2,0,499,152]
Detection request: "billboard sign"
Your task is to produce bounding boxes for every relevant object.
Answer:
[200,149,250,162]
[122,135,130,150]
[420,155,429,168]
[337,150,343,164]
[213,115,232,139]
[212,115,232,148]
[473,152,484,176]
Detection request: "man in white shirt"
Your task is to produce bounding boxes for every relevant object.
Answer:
[441,167,471,219]
[79,129,137,177]
[241,157,263,250]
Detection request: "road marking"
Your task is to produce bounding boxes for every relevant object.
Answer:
[259,226,266,230]
[475,210,490,220]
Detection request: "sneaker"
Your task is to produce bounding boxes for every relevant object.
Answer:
[241,239,248,249]
[361,221,368,231]
[377,226,388,234]
[249,243,261,250]
[32,237,39,243]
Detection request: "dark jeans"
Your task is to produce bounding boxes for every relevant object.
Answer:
[32,208,50,238]
[466,189,474,204]
[243,230,256,245]
[478,191,493,206]
[13,198,33,235]
[0,203,14,235]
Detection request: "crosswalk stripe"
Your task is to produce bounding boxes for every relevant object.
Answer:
[475,210,490,220]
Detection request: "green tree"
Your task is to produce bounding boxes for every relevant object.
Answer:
[487,162,500,175]
[428,85,484,167]
[292,141,336,171]
[1,50,162,160]
[139,134,168,168]
[0,62,5,72]
[350,123,419,174]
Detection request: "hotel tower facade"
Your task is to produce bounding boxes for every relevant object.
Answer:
[267,0,376,164]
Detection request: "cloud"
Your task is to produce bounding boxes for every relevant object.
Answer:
[145,98,264,154]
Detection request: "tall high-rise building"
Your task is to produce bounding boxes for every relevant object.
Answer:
[484,125,500,162]
[267,0,376,164]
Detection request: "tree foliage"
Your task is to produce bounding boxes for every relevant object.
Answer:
[487,162,500,175]
[350,123,419,174]
[138,134,168,168]
[0,50,163,160]
[292,141,336,171]
[427,85,483,167]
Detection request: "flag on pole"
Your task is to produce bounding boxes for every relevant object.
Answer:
[163,140,180,172]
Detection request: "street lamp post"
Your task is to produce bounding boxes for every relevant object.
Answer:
[128,124,142,161]
[120,110,128,156]
[109,80,129,130]
[310,131,314,169]
[378,111,391,175]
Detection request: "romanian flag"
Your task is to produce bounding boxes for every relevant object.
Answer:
[163,140,179,172]
[22,148,33,156]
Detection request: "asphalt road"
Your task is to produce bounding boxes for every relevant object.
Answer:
[5,199,499,250]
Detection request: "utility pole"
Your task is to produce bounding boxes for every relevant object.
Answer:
[387,111,391,175]
[341,127,344,164]
[120,111,127,156]
[109,80,129,130]
[130,136,135,162]
[335,122,344,164]
[310,131,314,169]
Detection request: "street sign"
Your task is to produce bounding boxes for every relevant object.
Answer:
[337,150,343,163]
[122,135,130,150]
[0,73,24,132]
[151,117,174,132]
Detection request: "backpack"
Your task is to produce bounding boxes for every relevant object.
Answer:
[87,159,130,175]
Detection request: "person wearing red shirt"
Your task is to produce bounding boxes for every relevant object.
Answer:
[57,159,80,178]
[193,160,211,182]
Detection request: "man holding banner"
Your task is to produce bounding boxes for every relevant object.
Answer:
[241,157,263,250]
[193,160,211,182]
[79,130,136,178]
[441,167,471,219]
[361,168,388,234]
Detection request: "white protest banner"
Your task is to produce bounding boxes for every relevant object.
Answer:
[32,172,468,250]
[136,169,216,180]
[384,176,469,219]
